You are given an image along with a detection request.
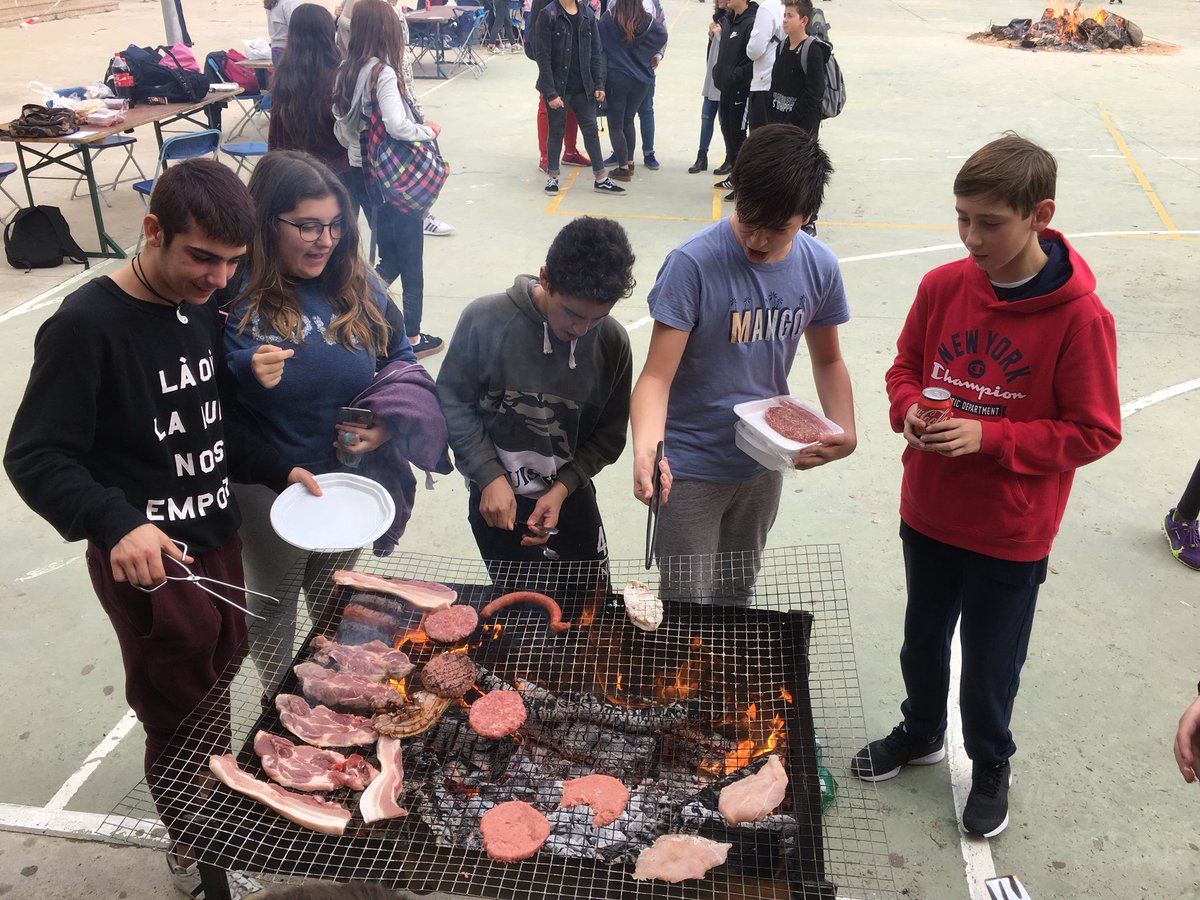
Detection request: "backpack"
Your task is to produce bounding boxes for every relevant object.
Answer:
[110,46,210,105]
[4,206,89,271]
[799,37,845,119]
[806,7,831,44]
[221,49,262,94]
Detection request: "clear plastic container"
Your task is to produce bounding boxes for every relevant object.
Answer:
[732,396,842,470]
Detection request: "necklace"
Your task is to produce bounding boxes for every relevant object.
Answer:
[131,254,189,324]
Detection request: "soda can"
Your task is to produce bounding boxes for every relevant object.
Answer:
[916,387,953,428]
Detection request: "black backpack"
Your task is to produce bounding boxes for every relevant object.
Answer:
[4,206,89,271]
[111,45,210,105]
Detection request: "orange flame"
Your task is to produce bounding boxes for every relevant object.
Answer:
[779,687,793,703]
[700,713,787,776]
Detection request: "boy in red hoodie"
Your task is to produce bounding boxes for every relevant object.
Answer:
[852,134,1121,837]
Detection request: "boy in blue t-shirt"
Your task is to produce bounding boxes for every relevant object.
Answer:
[630,123,856,602]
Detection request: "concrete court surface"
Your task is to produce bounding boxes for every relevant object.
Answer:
[0,0,1197,897]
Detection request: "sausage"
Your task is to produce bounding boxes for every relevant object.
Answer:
[480,591,571,632]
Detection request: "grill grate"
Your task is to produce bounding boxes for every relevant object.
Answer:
[104,547,898,899]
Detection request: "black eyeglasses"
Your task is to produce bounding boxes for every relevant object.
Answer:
[276,216,344,243]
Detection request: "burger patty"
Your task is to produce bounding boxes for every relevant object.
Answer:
[419,651,476,698]
[480,801,549,862]
[764,403,826,444]
[468,690,527,739]
[424,605,480,644]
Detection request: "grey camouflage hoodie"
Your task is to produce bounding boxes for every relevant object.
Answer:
[435,275,632,498]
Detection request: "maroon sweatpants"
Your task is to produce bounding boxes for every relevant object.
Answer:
[86,535,248,844]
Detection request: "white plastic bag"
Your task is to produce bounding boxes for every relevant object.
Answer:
[241,38,272,59]
[29,81,78,108]
[84,81,115,100]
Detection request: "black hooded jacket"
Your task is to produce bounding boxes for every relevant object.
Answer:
[711,1,758,98]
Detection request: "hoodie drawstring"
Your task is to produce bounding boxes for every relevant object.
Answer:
[542,322,552,355]
[568,339,577,370]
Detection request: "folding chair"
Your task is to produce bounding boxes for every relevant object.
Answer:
[0,162,20,224]
[446,7,490,78]
[69,134,148,208]
[220,96,270,178]
[131,130,221,249]
[205,55,269,140]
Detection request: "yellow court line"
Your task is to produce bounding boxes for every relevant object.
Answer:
[542,167,582,214]
[1098,105,1180,237]
[711,186,724,221]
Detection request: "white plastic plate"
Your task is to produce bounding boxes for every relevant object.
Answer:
[733,395,843,455]
[270,473,395,552]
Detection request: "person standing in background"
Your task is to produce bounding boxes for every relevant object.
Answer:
[334,0,446,357]
[710,0,757,200]
[744,0,781,129]
[266,0,301,63]
[1163,460,1200,570]
[688,0,728,175]
[269,4,352,197]
[598,0,668,183]
[528,0,595,173]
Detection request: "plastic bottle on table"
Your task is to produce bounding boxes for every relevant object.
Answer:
[109,53,134,101]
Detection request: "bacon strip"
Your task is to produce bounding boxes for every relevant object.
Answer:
[209,754,352,836]
[332,570,458,610]
[481,591,571,632]
[359,735,408,823]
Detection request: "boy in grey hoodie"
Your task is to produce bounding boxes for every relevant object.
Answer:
[436,217,634,571]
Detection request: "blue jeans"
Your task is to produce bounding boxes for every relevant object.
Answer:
[699,96,719,153]
[637,71,655,156]
[897,522,1047,763]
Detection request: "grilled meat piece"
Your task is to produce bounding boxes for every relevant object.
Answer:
[294,662,404,712]
[209,754,352,836]
[310,635,415,681]
[275,694,378,748]
[253,730,377,793]
[480,591,571,632]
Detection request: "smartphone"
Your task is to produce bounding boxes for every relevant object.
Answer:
[337,407,374,428]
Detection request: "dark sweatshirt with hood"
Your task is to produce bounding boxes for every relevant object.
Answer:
[435,275,632,499]
[885,230,1121,562]
[712,0,759,99]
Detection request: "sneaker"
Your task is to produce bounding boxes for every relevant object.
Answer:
[643,152,660,170]
[538,159,548,174]
[423,214,455,237]
[713,160,733,176]
[603,152,617,166]
[609,166,633,182]
[167,851,262,899]
[409,333,445,359]
[801,222,817,237]
[850,722,946,781]
[1163,508,1200,570]
[723,190,736,202]
[544,176,559,194]
[593,177,626,195]
[562,151,592,167]
[961,759,1011,838]
[714,177,734,190]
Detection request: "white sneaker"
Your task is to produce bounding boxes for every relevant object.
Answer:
[423,214,455,236]
[168,851,262,899]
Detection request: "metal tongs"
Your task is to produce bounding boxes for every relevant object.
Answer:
[133,540,281,620]
[644,440,664,570]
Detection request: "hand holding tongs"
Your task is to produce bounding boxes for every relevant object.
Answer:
[644,440,664,570]
[133,540,281,620]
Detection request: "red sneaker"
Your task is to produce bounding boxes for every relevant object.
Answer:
[538,158,548,173]
[562,151,592,167]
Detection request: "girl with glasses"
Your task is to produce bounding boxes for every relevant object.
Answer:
[221,149,418,684]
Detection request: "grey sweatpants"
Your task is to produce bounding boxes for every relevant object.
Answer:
[234,483,345,692]
[654,468,784,604]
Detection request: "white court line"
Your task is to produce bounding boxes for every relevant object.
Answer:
[1121,378,1200,420]
[45,710,139,811]
[629,314,654,331]
[15,556,81,582]
[0,801,163,842]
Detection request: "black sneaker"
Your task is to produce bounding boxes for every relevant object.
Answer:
[544,176,559,194]
[850,723,946,781]
[962,760,1011,838]
[714,177,734,190]
[410,333,445,359]
[801,222,817,237]
[593,177,626,195]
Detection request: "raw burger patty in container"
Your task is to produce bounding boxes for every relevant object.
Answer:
[468,690,527,738]
[420,651,476,698]
[480,801,550,862]
[424,605,479,643]
[764,403,826,443]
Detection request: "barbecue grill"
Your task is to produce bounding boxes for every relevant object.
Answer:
[105,546,898,899]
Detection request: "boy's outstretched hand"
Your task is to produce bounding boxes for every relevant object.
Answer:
[480,475,517,531]
[903,403,982,457]
[793,430,857,470]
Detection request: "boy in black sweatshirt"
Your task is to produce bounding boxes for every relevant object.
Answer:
[711,0,759,199]
[4,160,318,899]
[436,217,634,578]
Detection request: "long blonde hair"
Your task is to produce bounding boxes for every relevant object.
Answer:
[233,150,389,355]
